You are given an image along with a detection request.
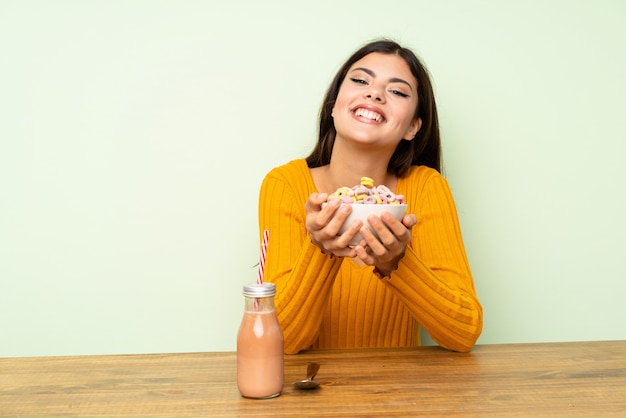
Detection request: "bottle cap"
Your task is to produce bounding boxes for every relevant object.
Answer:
[243,282,276,297]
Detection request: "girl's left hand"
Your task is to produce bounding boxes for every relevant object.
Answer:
[353,212,417,276]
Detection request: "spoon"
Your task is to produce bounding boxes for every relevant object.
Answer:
[292,362,321,390]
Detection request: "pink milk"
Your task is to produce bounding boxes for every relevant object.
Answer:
[236,283,284,399]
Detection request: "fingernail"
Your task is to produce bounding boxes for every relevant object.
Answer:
[351,220,363,230]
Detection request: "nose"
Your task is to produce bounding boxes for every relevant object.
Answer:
[366,87,384,102]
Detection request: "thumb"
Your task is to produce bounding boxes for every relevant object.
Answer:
[313,192,329,205]
[403,214,418,228]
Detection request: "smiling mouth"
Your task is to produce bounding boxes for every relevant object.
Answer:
[353,108,385,123]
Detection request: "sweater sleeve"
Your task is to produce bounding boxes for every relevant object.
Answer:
[258,164,344,354]
[381,171,483,352]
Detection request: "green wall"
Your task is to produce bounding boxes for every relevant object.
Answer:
[2,0,625,357]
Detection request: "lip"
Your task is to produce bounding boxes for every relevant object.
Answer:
[351,104,386,123]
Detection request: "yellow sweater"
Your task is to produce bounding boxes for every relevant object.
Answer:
[258,159,482,354]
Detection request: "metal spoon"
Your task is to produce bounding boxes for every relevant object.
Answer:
[292,362,321,390]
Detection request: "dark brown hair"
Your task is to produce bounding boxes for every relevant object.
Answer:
[305,39,441,175]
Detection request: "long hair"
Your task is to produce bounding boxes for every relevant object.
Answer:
[305,39,441,175]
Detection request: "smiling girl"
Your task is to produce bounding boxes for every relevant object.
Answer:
[258,39,482,354]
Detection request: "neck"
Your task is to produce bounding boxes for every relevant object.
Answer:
[324,142,397,191]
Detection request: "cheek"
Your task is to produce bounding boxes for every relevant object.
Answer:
[334,85,355,108]
[331,94,350,118]
[394,106,415,127]
[403,103,419,125]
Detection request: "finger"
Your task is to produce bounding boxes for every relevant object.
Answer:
[381,212,412,245]
[359,224,388,256]
[366,214,397,248]
[353,244,375,264]
[305,192,329,212]
[310,202,363,250]
[333,213,363,247]
[325,202,360,235]
[333,246,358,258]
[318,242,357,257]
[307,198,340,231]
[314,192,329,205]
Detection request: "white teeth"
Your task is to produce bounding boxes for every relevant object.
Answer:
[354,108,383,122]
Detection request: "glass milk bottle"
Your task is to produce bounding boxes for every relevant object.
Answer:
[236,282,284,399]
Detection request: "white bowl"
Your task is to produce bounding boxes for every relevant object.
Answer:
[332,204,407,246]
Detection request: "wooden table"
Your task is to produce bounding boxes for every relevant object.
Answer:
[1,341,625,417]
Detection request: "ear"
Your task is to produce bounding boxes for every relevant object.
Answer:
[403,118,422,141]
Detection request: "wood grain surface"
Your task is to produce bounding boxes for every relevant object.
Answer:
[1,341,625,417]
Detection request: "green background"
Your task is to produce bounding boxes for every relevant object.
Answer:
[2,0,625,356]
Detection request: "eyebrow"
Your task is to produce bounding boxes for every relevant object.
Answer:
[350,67,415,91]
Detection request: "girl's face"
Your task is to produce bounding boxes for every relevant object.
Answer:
[332,52,422,150]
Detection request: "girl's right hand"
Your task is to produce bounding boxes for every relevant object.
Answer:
[305,193,361,257]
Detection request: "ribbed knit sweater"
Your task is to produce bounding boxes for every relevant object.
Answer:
[258,159,482,354]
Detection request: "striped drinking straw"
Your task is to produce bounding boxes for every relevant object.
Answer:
[257,229,269,285]
[255,230,270,310]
